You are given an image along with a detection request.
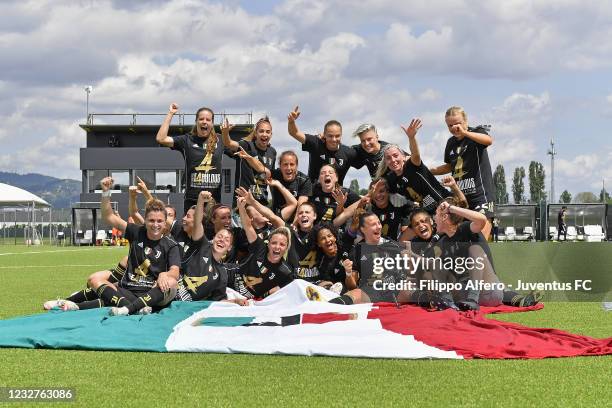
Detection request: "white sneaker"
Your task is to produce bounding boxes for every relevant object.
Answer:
[329,282,343,295]
[137,306,153,315]
[59,300,79,311]
[43,299,63,310]
[109,306,129,316]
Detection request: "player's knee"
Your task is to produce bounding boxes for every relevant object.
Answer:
[87,270,111,288]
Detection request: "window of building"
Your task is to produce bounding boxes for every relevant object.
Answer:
[110,171,130,192]
[87,170,109,193]
[133,170,155,192]
[155,171,177,193]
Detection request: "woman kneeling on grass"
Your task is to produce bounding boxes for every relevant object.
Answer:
[174,191,240,303]
[433,197,541,311]
[60,177,181,316]
[226,196,295,299]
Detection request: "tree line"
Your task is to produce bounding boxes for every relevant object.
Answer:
[492,162,609,204]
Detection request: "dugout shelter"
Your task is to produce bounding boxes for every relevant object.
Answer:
[547,203,607,241]
[494,204,537,241]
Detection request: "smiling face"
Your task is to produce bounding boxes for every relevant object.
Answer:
[319,165,338,192]
[317,228,337,257]
[360,214,382,244]
[182,208,195,234]
[145,210,166,240]
[411,212,433,240]
[196,109,214,139]
[296,203,317,231]
[324,124,342,151]
[254,121,272,150]
[267,233,288,263]
[212,228,233,257]
[212,207,232,231]
[279,153,297,182]
[165,207,176,223]
[371,181,389,208]
[359,129,380,154]
[384,147,406,175]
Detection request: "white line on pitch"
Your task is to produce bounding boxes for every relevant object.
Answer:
[0,264,108,269]
[0,248,125,256]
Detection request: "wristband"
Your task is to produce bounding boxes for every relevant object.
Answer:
[101,190,112,198]
[345,270,353,277]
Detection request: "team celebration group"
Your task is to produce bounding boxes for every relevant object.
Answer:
[44,104,541,315]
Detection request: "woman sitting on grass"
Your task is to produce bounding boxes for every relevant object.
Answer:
[433,197,541,311]
[57,177,181,315]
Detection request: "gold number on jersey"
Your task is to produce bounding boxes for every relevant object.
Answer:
[195,152,215,172]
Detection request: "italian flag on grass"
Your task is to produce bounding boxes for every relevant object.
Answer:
[0,280,610,359]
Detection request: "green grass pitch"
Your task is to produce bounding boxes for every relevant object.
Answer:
[0,244,609,407]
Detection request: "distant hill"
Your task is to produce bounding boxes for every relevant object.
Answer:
[0,172,81,208]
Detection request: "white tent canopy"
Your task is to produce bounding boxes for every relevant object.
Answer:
[0,183,50,208]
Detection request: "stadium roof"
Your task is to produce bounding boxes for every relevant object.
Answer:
[0,183,50,208]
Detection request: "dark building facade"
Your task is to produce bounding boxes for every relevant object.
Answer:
[75,117,252,240]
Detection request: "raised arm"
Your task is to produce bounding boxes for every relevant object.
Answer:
[156,103,178,147]
[287,106,306,144]
[333,195,368,227]
[236,186,285,228]
[234,147,266,174]
[237,196,257,244]
[439,201,487,233]
[266,179,298,222]
[221,117,239,151]
[192,190,213,241]
[342,259,358,290]
[442,176,468,208]
[430,163,452,175]
[452,123,493,146]
[136,176,154,202]
[100,177,127,232]
[401,118,423,166]
[128,186,144,225]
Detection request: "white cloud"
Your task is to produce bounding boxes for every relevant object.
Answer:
[0,0,608,198]
[418,89,441,102]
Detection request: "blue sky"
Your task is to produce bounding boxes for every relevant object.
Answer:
[0,0,609,202]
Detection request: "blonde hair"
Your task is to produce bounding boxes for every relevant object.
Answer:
[268,226,292,258]
[353,123,377,138]
[375,144,406,179]
[445,106,467,122]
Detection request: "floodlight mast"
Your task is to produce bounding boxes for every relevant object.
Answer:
[85,86,93,124]
[547,136,556,203]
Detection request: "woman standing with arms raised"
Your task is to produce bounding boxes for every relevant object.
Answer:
[156,103,224,213]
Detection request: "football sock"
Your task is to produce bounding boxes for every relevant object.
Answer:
[76,299,104,310]
[126,287,165,314]
[97,284,129,307]
[66,288,97,303]
[109,263,127,283]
